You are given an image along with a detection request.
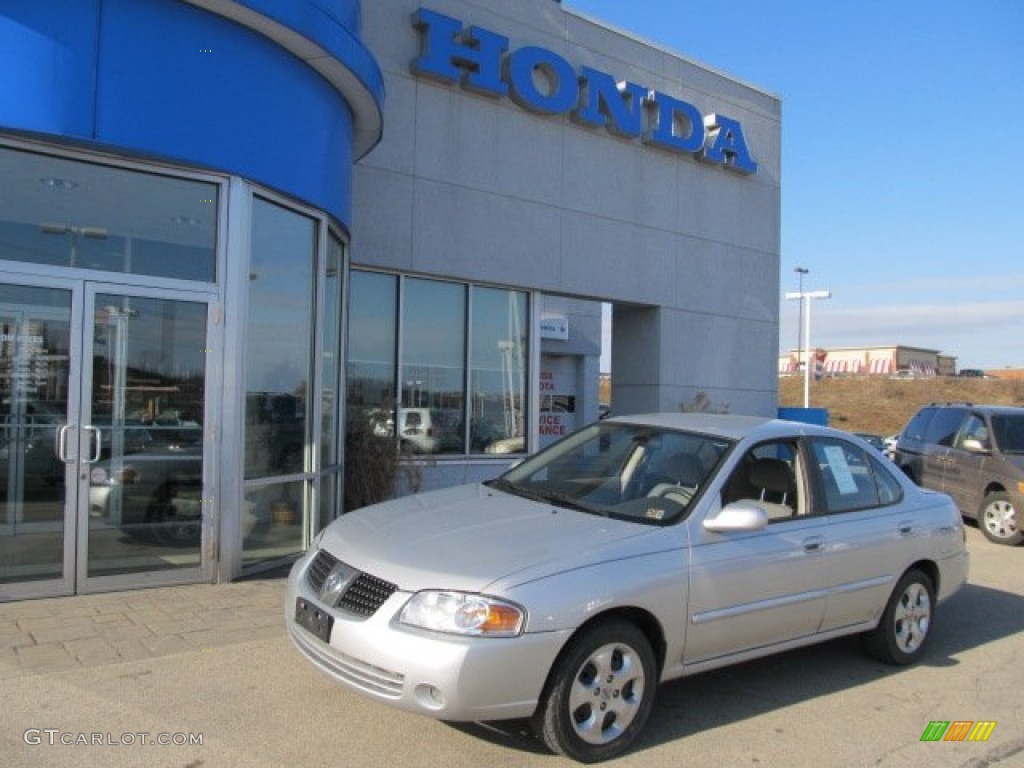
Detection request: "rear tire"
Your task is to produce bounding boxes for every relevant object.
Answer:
[978,492,1023,545]
[532,620,656,763]
[864,568,934,666]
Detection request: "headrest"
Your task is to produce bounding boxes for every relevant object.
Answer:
[748,458,793,493]
[660,452,704,486]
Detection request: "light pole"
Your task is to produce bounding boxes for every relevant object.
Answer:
[793,267,808,370]
[784,289,831,408]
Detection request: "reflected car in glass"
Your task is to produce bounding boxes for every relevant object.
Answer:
[286,413,969,762]
[88,424,203,546]
[854,432,886,453]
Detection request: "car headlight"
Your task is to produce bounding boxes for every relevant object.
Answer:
[399,591,525,637]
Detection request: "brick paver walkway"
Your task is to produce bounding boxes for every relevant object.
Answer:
[0,578,285,678]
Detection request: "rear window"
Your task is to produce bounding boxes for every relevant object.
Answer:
[991,414,1024,454]
[809,437,901,513]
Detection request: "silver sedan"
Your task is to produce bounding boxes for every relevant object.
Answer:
[286,413,969,762]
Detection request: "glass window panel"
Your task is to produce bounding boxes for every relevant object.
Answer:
[346,271,397,442]
[317,469,341,533]
[0,284,71,583]
[470,287,527,454]
[244,199,314,479]
[0,146,217,281]
[401,279,466,454]
[810,438,882,514]
[320,236,344,469]
[241,479,306,569]
[344,271,398,513]
[87,294,208,577]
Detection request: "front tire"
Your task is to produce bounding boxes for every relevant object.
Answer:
[979,492,1023,545]
[864,568,934,665]
[532,620,656,763]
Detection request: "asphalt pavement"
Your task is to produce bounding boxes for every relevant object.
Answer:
[1,524,1023,768]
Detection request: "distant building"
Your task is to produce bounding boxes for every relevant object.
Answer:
[779,346,957,377]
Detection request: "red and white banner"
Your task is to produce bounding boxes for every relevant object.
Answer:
[869,358,893,375]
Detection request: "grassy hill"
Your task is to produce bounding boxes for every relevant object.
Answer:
[778,375,1024,436]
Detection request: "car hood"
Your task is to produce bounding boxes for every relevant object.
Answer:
[316,483,663,593]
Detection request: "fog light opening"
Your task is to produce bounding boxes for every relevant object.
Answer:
[414,683,446,710]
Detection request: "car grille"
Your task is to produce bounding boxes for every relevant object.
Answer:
[306,549,398,618]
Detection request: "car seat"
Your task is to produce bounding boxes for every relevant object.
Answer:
[746,457,796,519]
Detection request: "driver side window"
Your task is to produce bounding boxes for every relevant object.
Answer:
[721,441,801,521]
[956,414,989,450]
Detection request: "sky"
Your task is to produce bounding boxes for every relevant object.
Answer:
[569,0,1024,372]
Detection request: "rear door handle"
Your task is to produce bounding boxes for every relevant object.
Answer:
[898,520,915,535]
[802,535,825,552]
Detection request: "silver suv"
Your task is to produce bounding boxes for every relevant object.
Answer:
[894,403,1024,545]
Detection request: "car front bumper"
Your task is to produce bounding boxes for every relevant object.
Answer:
[284,551,572,722]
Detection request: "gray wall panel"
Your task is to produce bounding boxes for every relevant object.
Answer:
[353,0,782,434]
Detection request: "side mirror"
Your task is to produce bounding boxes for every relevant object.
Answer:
[704,501,769,533]
[961,438,990,454]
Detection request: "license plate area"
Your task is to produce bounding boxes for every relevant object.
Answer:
[295,597,333,644]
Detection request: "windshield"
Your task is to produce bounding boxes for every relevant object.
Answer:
[991,414,1024,454]
[489,422,732,524]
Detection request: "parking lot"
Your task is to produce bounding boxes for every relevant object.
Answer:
[2,522,1022,768]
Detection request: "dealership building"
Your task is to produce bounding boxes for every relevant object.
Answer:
[0,0,780,599]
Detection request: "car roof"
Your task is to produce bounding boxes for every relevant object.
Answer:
[922,403,1024,415]
[971,404,1024,415]
[605,412,838,441]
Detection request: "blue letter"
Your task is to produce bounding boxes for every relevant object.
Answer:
[574,67,646,138]
[644,91,705,153]
[507,46,579,114]
[411,9,508,97]
[703,114,758,174]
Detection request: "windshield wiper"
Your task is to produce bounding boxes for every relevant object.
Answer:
[486,477,550,504]
[540,491,607,516]
[486,479,605,515]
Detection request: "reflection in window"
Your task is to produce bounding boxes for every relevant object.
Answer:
[346,271,397,444]
[321,236,344,470]
[471,287,527,454]
[241,479,305,569]
[402,279,466,454]
[87,294,208,577]
[345,271,530,461]
[244,199,314,479]
[0,146,217,281]
[0,284,71,583]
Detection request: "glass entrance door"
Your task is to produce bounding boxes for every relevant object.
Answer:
[0,277,213,597]
[78,288,211,589]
